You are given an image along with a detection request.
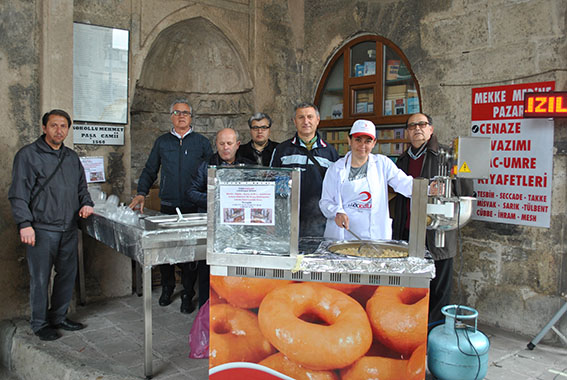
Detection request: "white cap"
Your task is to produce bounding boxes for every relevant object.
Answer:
[349,119,376,139]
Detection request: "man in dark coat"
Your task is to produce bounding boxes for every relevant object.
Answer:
[270,102,338,237]
[9,109,94,341]
[129,99,212,314]
[186,128,253,307]
[392,112,473,327]
[238,112,278,166]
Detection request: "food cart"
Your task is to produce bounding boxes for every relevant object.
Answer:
[206,166,435,380]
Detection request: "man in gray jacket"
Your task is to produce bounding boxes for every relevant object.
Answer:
[9,109,94,341]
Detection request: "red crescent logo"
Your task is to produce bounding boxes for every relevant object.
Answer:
[360,191,371,201]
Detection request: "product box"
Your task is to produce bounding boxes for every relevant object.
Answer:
[395,98,406,115]
[407,96,420,114]
[363,61,376,76]
[209,276,428,380]
[394,128,405,139]
[354,64,364,77]
[384,99,394,116]
[386,60,400,80]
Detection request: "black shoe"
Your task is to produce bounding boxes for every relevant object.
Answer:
[35,326,60,341]
[159,286,174,306]
[54,318,85,331]
[180,292,195,314]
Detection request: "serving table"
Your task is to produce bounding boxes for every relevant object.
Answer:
[80,211,207,378]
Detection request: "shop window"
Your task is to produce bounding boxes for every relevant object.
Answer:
[315,35,421,160]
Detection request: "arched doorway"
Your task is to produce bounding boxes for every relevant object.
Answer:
[130,17,253,190]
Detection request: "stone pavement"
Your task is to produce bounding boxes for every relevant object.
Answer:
[0,288,566,380]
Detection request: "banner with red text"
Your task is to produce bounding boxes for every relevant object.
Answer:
[471,81,554,227]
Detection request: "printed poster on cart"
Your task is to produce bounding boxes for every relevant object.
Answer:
[219,182,275,226]
[471,81,555,228]
[209,276,429,380]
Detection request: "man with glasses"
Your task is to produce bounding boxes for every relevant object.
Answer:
[129,99,212,314]
[238,112,278,166]
[392,112,472,328]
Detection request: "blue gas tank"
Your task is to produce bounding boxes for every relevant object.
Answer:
[428,305,490,380]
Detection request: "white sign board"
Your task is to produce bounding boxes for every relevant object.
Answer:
[73,23,129,124]
[471,81,555,228]
[73,125,124,145]
[219,182,275,225]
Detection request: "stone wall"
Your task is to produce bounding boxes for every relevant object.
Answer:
[0,0,42,320]
[302,0,567,338]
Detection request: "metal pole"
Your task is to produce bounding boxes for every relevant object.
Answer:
[408,178,428,258]
[143,264,153,378]
[527,297,567,350]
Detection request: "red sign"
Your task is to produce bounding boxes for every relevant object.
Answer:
[471,81,555,121]
[524,92,567,118]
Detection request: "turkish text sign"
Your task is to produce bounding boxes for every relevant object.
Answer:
[471,81,555,227]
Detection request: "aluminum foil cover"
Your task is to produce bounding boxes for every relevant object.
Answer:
[82,212,207,266]
[210,167,298,256]
[297,238,435,277]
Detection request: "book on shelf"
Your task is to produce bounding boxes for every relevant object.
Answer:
[364,61,376,76]
[394,98,406,115]
[380,143,391,155]
[394,128,405,139]
[379,129,394,140]
[386,60,400,80]
[384,99,394,116]
[407,97,420,114]
[331,103,343,119]
[354,64,364,77]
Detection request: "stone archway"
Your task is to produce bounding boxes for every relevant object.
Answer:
[130,17,253,190]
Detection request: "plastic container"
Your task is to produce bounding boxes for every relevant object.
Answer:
[427,305,490,380]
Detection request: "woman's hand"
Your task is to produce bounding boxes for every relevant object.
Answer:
[335,213,349,229]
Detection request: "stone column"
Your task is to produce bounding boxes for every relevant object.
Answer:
[39,0,74,122]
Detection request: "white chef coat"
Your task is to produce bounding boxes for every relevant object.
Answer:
[319,152,413,240]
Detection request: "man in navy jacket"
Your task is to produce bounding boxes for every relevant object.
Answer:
[129,99,212,314]
[270,102,338,237]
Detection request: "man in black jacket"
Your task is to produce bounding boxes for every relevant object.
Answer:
[9,109,94,341]
[129,99,212,314]
[186,128,253,307]
[270,102,338,237]
[392,112,473,327]
[237,112,278,166]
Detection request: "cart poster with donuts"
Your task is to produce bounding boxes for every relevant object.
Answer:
[209,275,429,380]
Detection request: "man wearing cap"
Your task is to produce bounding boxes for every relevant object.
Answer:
[238,112,279,166]
[392,112,473,327]
[320,119,413,240]
[271,102,338,237]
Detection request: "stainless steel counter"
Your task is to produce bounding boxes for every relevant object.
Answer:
[79,211,207,378]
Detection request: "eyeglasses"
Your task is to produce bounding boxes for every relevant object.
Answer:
[407,121,430,130]
[250,125,270,130]
[171,110,191,117]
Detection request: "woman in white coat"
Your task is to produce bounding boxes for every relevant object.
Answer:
[319,119,413,240]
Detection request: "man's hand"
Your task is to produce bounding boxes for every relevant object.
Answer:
[128,195,145,213]
[335,212,349,229]
[79,205,94,218]
[20,226,35,246]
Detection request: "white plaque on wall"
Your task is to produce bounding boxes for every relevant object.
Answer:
[73,124,124,145]
[73,23,129,124]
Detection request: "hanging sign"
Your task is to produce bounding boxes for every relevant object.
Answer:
[471,81,555,228]
[523,92,567,118]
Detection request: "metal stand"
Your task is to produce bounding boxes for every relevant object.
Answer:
[527,294,567,350]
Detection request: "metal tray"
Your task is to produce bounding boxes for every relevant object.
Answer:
[327,240,409,258]
[143,213,207,229]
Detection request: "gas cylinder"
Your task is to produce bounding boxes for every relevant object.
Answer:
[427,305,490,380]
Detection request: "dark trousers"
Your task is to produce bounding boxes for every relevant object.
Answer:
[429,258,454,326]
[26,228,78,332]
[401,228,453,327]
[159,204,200,299]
